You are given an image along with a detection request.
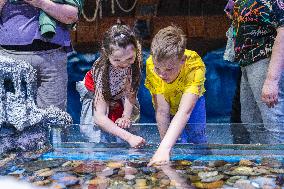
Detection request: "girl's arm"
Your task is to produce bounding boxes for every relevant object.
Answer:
[115,77,137,128]
[153,94,171,139]
[148,92,199,166]
[115,96,134,128]
[93,91,145,148]
[23,0,78,24]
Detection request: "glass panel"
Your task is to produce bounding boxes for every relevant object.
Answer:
[44,123,284,161]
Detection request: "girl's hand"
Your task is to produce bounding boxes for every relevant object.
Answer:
[148,148,170,166]
[128,135,146,148]
[115,117,132,128]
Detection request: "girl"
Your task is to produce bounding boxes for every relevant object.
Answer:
[77,23,145,148]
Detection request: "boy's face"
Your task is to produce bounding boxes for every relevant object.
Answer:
[154,56,185,83]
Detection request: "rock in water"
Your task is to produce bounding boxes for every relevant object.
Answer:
[0,54,72,155]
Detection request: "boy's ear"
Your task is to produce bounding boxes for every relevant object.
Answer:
[180,55,186,65]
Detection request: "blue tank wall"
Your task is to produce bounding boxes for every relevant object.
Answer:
[67,48,240,124]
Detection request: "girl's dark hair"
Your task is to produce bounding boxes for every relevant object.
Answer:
[93,23,142,102]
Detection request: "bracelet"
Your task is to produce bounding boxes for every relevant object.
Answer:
[122,114,131,120]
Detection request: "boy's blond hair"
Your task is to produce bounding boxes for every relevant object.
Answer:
[151,25,187,63]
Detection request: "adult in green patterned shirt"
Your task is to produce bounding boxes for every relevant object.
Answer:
[232,0,284,144]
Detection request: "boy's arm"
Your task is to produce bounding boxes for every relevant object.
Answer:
[153,94,171,139]
[93,91,145,148]
[148,92,199,166]
[23,0,78,24]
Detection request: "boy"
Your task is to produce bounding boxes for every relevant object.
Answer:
[145,26,207,166]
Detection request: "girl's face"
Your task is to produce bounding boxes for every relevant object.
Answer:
[154,56,186,83]
[109,44,136,69]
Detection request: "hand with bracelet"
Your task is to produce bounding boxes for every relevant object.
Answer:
[115,114,132,129]
[115,92,135,129]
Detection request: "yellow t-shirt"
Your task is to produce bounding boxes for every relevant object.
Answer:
[145,49,206,115]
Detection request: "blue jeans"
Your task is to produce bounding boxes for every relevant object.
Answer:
[177,96,207,144]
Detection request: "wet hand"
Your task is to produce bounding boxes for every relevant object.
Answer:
[261,79,279,108]
[147,148,170,166]
[115,117,132,129]
[128,135,146,148]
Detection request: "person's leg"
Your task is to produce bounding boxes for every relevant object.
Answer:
[76,81,95,125]
[245,58,284,144]
[1,48,69,106]
[230,70,251,144]
[177,96,207,144]
[76,81,102,143]
[33,48,68,111]
[240,66,268,144]
[230,70,242,123]
[1,47,69,111]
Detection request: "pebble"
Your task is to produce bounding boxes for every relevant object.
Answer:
[97,167,115,177]
[73,162,102,174]
[239,160,254,167]
[107,161,124,169]
[124,174,135,180]
[198,171,218,179]
[193,180,224,189]
[37,170,54,177]
[123,166,138,175]
[201,174,224,183]
[135,178,147,186]
[208,160,227,167]
[88,176,109,185]
[140,167,156,175]
[233,179,257,189]
[51,172,80,186]
[32,179,51,186]
[160,178,170,186]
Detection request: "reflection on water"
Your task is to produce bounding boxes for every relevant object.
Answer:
[1,123,284,188]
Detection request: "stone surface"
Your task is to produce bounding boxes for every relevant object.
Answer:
[0,55,72,155]
[1,158,284,188]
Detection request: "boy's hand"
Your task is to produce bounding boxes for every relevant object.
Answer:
[128,135,146,148]
[115,117,132,128]
[147,148,170,166]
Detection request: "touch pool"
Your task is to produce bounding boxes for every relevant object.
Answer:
[1,123,284,189]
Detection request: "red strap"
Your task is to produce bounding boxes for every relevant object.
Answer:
[84,70,95,92]
[108,100,124,122]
